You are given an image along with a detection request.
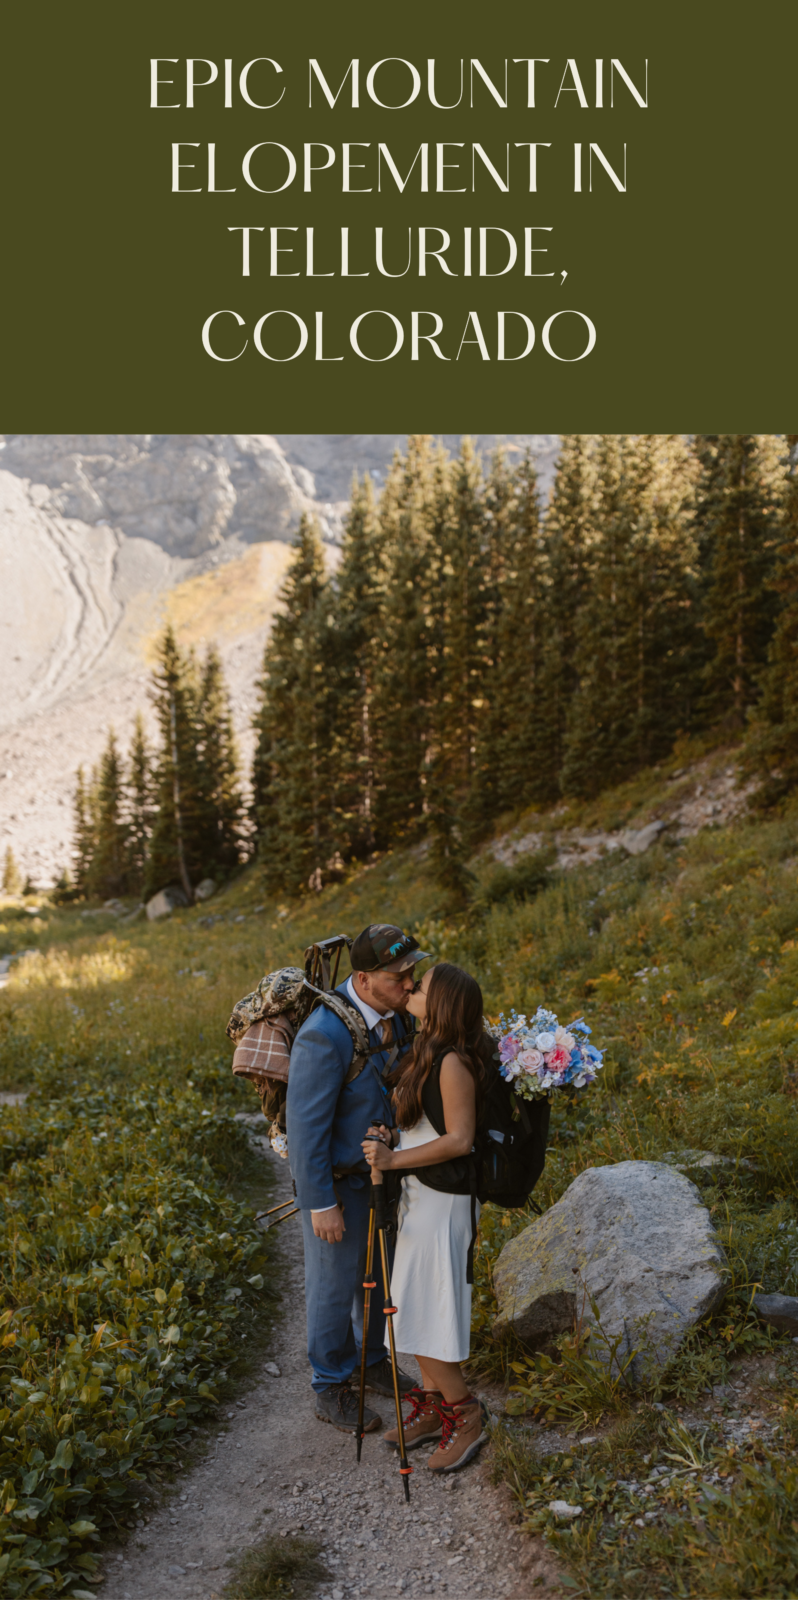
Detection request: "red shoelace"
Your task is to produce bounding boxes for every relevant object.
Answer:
[404,1388,439,1426]
[436,1397,477,1449]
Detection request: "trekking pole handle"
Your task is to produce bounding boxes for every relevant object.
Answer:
[363,1132,385,1186]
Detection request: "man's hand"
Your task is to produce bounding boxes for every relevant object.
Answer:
[311,1204,345,1243]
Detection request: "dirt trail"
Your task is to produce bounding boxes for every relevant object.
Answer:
[99,1121,550,1600]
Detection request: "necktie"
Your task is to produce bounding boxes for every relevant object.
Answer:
[379,1016,394,1047]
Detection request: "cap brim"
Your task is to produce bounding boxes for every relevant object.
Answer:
[386,947,432,972]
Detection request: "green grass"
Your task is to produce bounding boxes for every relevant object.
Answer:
[492,1374,798,1598]
[3,747,798,1595]
[221,1534,328,1599]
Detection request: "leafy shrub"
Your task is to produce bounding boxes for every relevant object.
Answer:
[472,849,557,912]
[0,1059,275,1597]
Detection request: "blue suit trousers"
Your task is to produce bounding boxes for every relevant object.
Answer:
[301,1175,392,1392]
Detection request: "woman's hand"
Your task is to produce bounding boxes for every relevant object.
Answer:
[362,1136,395,1171]
[365,1123,396,1148]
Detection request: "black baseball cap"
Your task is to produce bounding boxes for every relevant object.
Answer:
[350,923,431,974]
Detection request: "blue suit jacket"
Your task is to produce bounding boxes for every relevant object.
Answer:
[286,984,412,1211]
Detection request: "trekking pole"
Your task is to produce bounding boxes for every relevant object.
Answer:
[262,1206,299,1227]
[254,1199,297,1220]
[356,1187,377,1465]
[366,1146,411,1502]
[254,1203,295,1222]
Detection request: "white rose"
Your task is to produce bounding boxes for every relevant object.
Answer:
[535,1031,555,1052]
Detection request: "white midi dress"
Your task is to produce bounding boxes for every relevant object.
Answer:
[387,1112,479,1364]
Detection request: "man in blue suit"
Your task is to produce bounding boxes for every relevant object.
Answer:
[286,922,429,1431]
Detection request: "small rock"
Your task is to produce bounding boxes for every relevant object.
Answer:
[146,886,189,920]
[753,1291,798,1336]
[548,1500,582,1519]
[168,1565,187,1575]
[195,878,217,901]
[617,820,667,856]
[264,1362,281,1377]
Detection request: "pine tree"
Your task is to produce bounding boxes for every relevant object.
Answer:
[696,434,783,730]
[251,516,335,893]
[559,436,703,797]
[327,473,384,858]
[145,626,202,900]
[126,713,153,894]
[88,729,128,898]
[461,449,512,835]
[371,437,447,843]
[72,765,96,896]
[428,797,475,910]
[2,847,22,897]
[195,645,245,879]
[535,435,597,795]
[560,435,628,796]
[437,438,489,793]
[747,436,798,790]
[469,449,549,827]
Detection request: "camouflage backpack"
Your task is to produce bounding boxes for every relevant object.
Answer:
[225,936,394,1157]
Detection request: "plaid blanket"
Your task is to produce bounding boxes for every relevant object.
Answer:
[231,1016,294,1084]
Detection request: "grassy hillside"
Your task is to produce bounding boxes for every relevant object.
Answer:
[2,757,798,1596]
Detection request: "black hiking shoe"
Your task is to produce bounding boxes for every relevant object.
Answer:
[364,1356,415,1398]
[314,1382,381,1434]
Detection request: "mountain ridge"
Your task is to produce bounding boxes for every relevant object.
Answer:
[1,433,558,886]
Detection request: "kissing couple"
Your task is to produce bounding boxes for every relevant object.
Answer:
[285,921,492,1473]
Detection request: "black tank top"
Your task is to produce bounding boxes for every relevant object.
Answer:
[413,1049,472,1195]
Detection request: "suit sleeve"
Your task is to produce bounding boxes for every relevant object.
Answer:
[285,1016,349,1211]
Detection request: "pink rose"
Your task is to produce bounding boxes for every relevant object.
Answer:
[547,1045,570,1075]
[555,1025,576,1053]
[518,1048,544,1072]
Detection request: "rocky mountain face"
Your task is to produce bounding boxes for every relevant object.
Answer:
[0,433,557,886]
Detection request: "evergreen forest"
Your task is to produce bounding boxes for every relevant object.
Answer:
[71,433,798,904]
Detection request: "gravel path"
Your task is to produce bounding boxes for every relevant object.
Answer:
[99,1124,546,1600]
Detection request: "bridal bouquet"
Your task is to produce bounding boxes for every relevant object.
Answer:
[487,1007,604,1101]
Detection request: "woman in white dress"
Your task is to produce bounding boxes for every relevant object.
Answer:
[362,962,491,1473]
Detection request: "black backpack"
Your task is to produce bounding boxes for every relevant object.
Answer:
[410,1038,551,1281]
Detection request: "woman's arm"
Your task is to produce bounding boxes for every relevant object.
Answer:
[362,1051,476,1172]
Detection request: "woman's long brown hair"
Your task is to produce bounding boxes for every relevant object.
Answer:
[392,962,490,1130]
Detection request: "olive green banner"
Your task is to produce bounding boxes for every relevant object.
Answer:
[4,0,796,430]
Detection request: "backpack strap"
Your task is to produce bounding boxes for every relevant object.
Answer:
[311,991,371,1082]
[309,990,412,1079]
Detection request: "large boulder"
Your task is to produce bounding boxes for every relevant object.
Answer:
[492,1161,728,1384]
[146,886,189,921]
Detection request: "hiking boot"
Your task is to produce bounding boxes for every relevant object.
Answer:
[364,1355,415,1398]
[314,1382,381,1434]
[385,1388,444,1452]
[426,1397,489,1473]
